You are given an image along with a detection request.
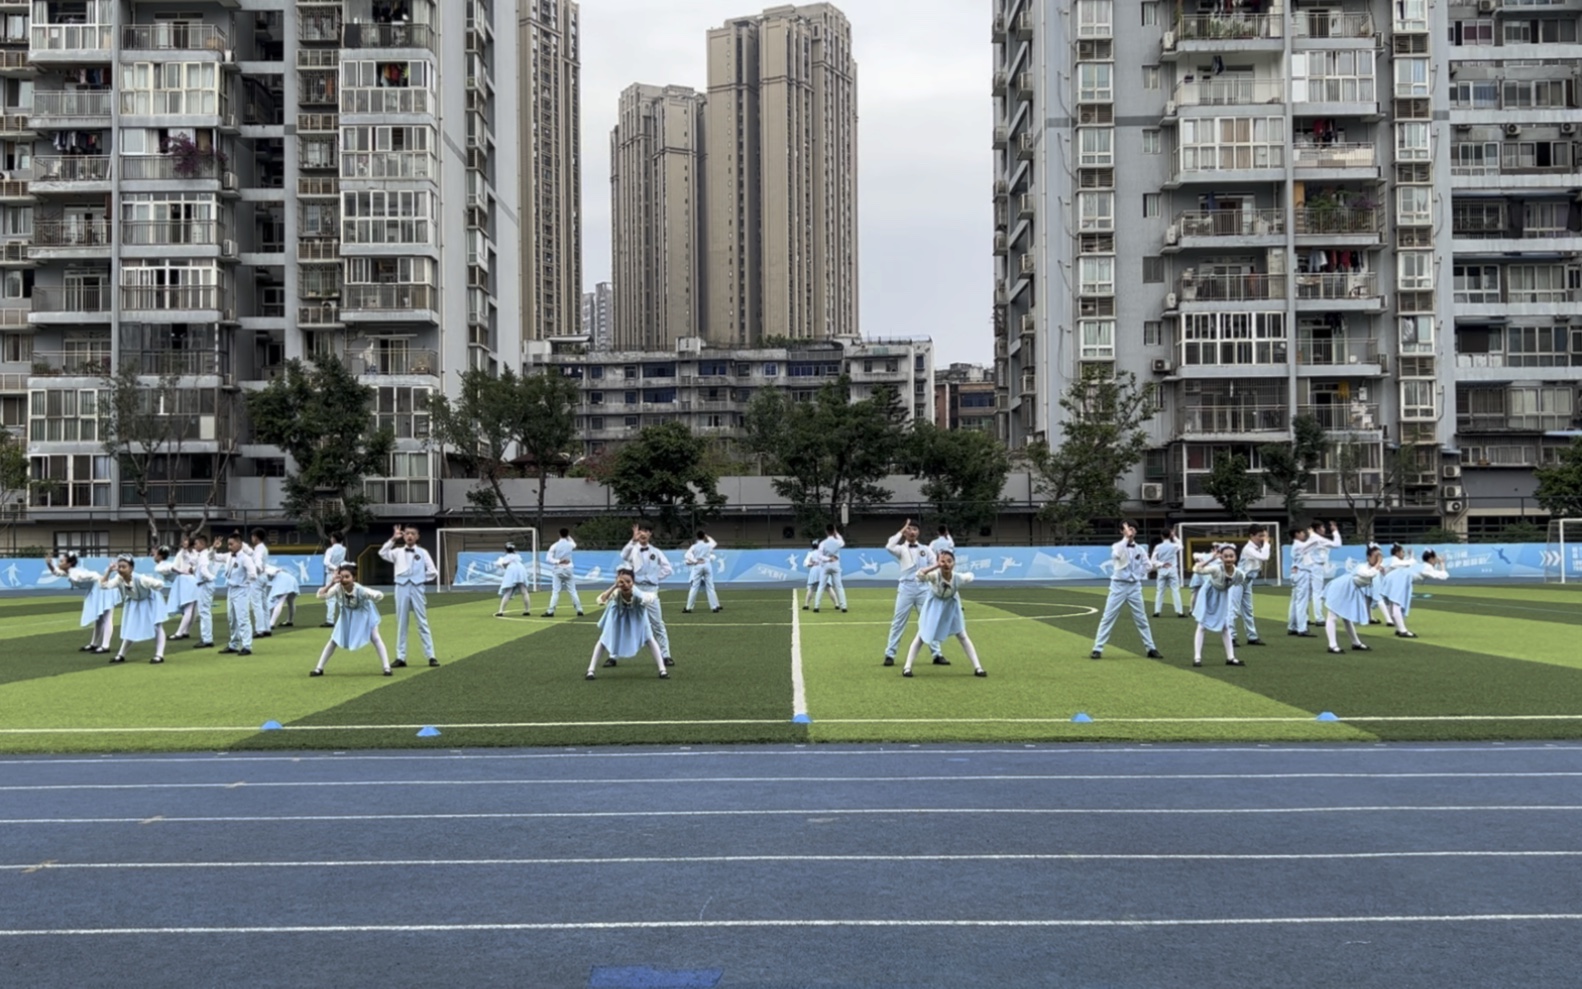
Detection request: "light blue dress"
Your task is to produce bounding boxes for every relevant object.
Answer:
[497,552,530,591]
[1377,560,1415,610]
[110,574,170,642]
[597,590,655,657]
[329,584,384,650]
[1191,565,1244,633]
[161,566,200,610]
[70,567,119,627]
[917,570,973,641]
[1323,566,1380,625]
[268,567,301,603]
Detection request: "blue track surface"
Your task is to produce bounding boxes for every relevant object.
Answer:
[4,743,1582,987]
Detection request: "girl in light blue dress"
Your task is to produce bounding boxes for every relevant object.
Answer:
[1379,548,1449,638]
[586,567,667,679]
[1323,545,1384,653]
[47,554,117,654]
[154,544,200,640]
[903,551,985,677]
[494,543,532,617]
[1191,544,1246,667]
[311,565,392,676]
[266,564,301,628]
[102,555,171,664]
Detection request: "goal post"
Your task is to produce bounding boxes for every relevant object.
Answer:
[1544,518,1582,584]
[1174,521,1285,587]
[434,527,540,592]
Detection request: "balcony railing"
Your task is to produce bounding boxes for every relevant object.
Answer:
[31,286,111,313]
[342,284,437,312]
[344,348,438,377]
[119,156,223,181]
[30,90,112,119]
[1178,403,1290,435]
[120,286,222,311]
[28,350,111,376]
[1175,208,1286,238]
[1293,11,1374,38]
[121,23,230,51]
[298,304,344,326]
[297,238,341,261]
[1292,143,1376,169]
[1299,403,1381,431]
[1175,13,1282,40]
[32,218,111,248]
[1295,271,1379,301]
[1170,77,1284,108]
[1458,412,1573,433]
[1294,205,1384,235]
[340,151,435,180]
[32,155,112,184]
[122,350,230,376]
[1296,336,1380,366]
[122,481,229,508]
[121,220,228,247]
[1177,272,1286,302]
[341,89,431,114]
[341,23,436,50]
[30,23,114,52]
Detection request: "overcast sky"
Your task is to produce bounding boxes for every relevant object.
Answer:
[577,0,994,368]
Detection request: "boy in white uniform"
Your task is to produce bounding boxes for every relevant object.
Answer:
[321,532,346,627]
[812,524,848,613]
[1089,521,1163,660]
[619,522,674,666]
[800,539,822,611]
[1150,525,1185,618]
[190,534,216,648]
[683,529,722,613]
[1230,526,1271,646]
[248,528,272,638]
[882,519,943,667]
[544,527,584,617]
[378,524,440,667]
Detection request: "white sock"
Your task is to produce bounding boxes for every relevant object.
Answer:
[316,640,336,672]
[1325,614,1339,650]
[1193,625,1205,661]
[957,633,983,672]
[903,634,924,673]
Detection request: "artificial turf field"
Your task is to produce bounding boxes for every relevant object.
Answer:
[1,581,1580,753]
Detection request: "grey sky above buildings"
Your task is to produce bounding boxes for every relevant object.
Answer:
[578,0,993,366]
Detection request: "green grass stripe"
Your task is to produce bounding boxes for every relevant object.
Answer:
[0,596,84,619]
[1411,595,1582,628]
[799,590,1375,743]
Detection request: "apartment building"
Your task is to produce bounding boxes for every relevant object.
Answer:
[519,0,581,341]
[580,279,612,350]
[1,0,527,546]
[994,0,1582,530]
[524,334,934,457]
[934,362,996,431]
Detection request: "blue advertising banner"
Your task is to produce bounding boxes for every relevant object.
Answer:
[0,556,327,593]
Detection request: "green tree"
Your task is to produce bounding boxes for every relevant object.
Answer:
[907,424,1011,542]
[100,361,233,548]
[1203,451,1263,520]
[515,369,580,533]
[428,367,530,526]
[1336,439,1412,544]
[606,421,727,541]
[0,425,28,547]
[1258,414,1328,522]
[1534,437,1582,519]
[246,355,394,539]
[744,376,908,536]
[1022,367,1156,541]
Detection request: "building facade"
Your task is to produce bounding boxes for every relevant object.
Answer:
[610,83,704,351]
[994,0,1582,531]
[581,280,612,351]
[525,335,934,457]
[3,0,531,547]
[935,363,996,431]
[519,0,581,341]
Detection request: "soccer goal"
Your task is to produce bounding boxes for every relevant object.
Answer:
[1544,518,1582,584]
[1175,521,1285,587]
[435,527,540,592]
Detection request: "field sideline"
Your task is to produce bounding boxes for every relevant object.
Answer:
[1,581,1580,752]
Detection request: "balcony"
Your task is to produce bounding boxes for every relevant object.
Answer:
[31,219,112,253]
[0,113,33,138]
[1171,144,1285,184]
[1292,142,1378,175]
[122,350,231,377]
[341,88,431,115]
[1296,335,1383,370]
[1167,77,1284,113]
[119,156,224,182]
[298,177,340,198]
[298,304,344,327]
[1176,271,1286,303]
[120,285,222,312]
[0,177,31,201]
[1292,11,1375,40]
[1169,208,1285,248]
[340,151,435,181]
[298,238,341,261]
[341,283,437,316]
[1299,403,1381,432]
[30,286,111,317]
[30,155,112,191]
[123,481,230,508]
[1458,412,1574,434]
[342,23,436,50]
[0,51,33,75]
[1171,13,1283,47]
[1178,403,1290,437]
[29,22,114,56]
[121,220,228,249]
[121,23,230,52]
[30,90,112,124]
[27,350,111,376]
[344,348,438,377]
[1294,271,1382,309]
[1293,204,1385,240]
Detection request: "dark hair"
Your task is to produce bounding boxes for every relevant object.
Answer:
[250,527,266,541]
[228,530,244,542]
[1421,549,1438,563]
[330,532,344,543]
[193,534,209,545]
[811,539,820,548]
[336,564,356,576]
[615,565,635,577]
[504,542,516,552]
[1249,525,1267,537]
[62,553,79,568]
[695,529,707,540]
[155,545,172,560]
[825,523,837,535]
[636,521,653,534]
[937,525,949,535]
[559,528,570,538]
[1391,543,1405,557]
[1120,519,1138,531]
[938,548,955,561]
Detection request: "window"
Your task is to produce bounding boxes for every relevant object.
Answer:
[1142,2,1159,26]
[1395,122,1430,162]
[29,388,100,443]
[342,190,434,245]
[1398,251,1433,291]
[30,455,111,508]
[589,415,604,430]
[1142,129,1161,155]
[1509,385,1576,429]
[641,363,676,379]
[1144,321,1163,346]
[1078,256,1115,296]
[0,331,30,364]
[1143,193,1161,218]
[1077,63,1113,102]
[1076,0,1113,37]
[299,264,341,299]
[1502,141,1574,171]
[1400,315,1435,356]
[589,366,604,380]
[341,125,436,179]
[367,452,433,505]
[340,59,435,113]
[52,531,110,555]
[1078,127,1113,167]
[1453,264,1500,304]
[1400,380,1437,420]
[1143,257,1165,283]
[1142,65,1161,90]
[1177,117,1286,172]
[1291,50,1375,103]
[1396,186,1431,226]
[1504,326,1574,367]
[761,362,778,377]
[1507,264,1574,303]
[1078,191,1114,231]
[1525,202,1569,237]
[1449,80,1499,108]
[1180,312,1288,366]
[119,62,221,115]
[1079,319,1115,359]
[373,386,431,440]
[624,390,638,405]
[1394,58,1429,98]
[698,360,729,376]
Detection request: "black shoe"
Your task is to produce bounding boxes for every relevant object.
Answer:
[392,659,408,668]
[1294,631,1316,638]
[283,622,294,628]
[1193,659,1202,667]
[932,655,950,666]
[713,607,722,613]
[428,658,440,667]
[108,656,126,664]
[1090,650,1102,659]
[1352,643,1371,652]
[1246,638,1265,646]
[683,608,693,613]
[194,641,213,649]
[1177,614,1188,618]
[256,631,272,638]
[883,656,894,666]
[1327,647,1343,654]
[1287,629,1299,636]
[1231,639,1241,647]
[79,644,94,652]
[383,669,393,676]
[170,634,190,641]
[973,669,987,677]
[1146,649,1163,659]
[220,647,238,654]
[523,612,531,617]
[663,656,674,667]
[493,612,505,618]
[1395,631,1418,638]
[802,605,809,611]
[902,669,913,678]
[585,672,596,680]
[150,656,164,665]
[839,608,848,613]
[543,612,554,618]
[659,670,669,679]
[603,658,618,668]
[239,649,252,656]
[575,612,585,617]
[310,669,324,677]
[812,609,819,613]
[1226,658,1245,667]
[320,622,335,628]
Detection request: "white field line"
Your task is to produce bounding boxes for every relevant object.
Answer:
[790,590,808,721]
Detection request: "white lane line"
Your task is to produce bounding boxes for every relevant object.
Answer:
[790,590,808,723]
[7,850,1582,872]
[5,805,1582,826]
[492,609,1098,629]
[6,771,1582,793]
[4,915,1582,936]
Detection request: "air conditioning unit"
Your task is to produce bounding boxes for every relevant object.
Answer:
[1505,123,1522,136]
[221,239,238,258]
[1164,291,1178,309]
[1477,0,1495,12]
[1162,29,1176,50]
[1164,100,1177,116]
[221,308,236,322]
[1445,499,1466,514]
[1141,482,1165,502]
[1442,464,1462,479]
[1150,358,1170,374]
[1019,253,1036,275]
[1021,313,1036,335]
[222,171,239,190]
[1563,122,1577,135]
[1442,484,1464,500]
[1454,123,1472,131]
[1165,224,1180,245]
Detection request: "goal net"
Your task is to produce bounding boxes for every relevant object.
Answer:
[1175,521,1285,587]
[435,527,540,592]
[1544,518,1582,584]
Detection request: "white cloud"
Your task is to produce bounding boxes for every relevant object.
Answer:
[577,0,993,366]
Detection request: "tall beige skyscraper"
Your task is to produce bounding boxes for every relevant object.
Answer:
[520,0,583,341]
[707,4,857,344]
[610,84,706,350]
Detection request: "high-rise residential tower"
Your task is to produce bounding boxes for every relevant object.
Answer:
[994,0,1582,536]
[520,0,582,341]
[610,83,705,350]
[582,281,613,350]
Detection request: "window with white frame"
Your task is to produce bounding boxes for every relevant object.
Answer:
[1452,141,1500,173]
[341,124,436,179]
[28,389,100,443]
[300,202,338,238]
[1524,201,1569,236]
[1508,385,1574,429]
[1503,80,1572,109]
[1078,127,1113,166]
[1394,0,1427,31]
[1502,140,1574,171]
[1394,58,1429,98]
[120,62,222,115]
[1079,319,1115,359]
[30,455,111,508]
[1396,122,1430,161]
[374,386,432,440]
[1180,312,1287,366]
[1144,321,1163,346]
[1396,186,1431,226]
[1399,315,1435,356]
[1453,264,1500,304]
[1504,326,1574,367]
[1078,191,1114,232]
[1079,256,1115,296]
[1143,193,1161,217]
[1449,80,1498,108]
[1504,18,1577,43]
[1291,51,1375,103]
[1142,1,1160,25]
[2,205,31,236]
[1077,62,1113,102]
[299,264,341,299]
[340,60,435,114]
[342,190,435,246]
[120,261,223,310]
[1077,0,1113,37]
[1400,379,1437,420]
[0,331,31,364]
[1178,117,1286,171]
[1142,65,1161,90]
[1397,251,1433,291]
[1142,129,1161,154]
[367,452,433,505]
[1506,264,1574,303]
[1451,18,1494,45]
[52,530,110,555]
